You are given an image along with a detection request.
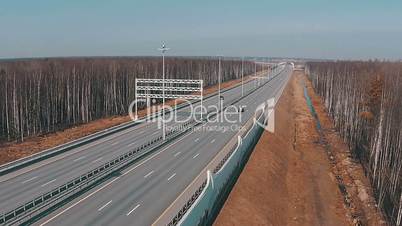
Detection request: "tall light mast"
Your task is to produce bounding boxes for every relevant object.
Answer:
[158,43,170,140]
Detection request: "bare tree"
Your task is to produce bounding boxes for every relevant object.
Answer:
[0,57,258,142]
[306,61,402,226]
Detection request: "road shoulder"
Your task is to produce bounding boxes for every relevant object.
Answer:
[214,70,360,226]
[0,74,256,166]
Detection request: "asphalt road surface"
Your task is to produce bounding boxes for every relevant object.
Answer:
[32,65,292,226]
[0,70,270,214]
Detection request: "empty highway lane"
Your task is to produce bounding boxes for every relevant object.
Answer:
[35,65,293,226]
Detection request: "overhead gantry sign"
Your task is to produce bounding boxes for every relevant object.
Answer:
[134,78,204,140]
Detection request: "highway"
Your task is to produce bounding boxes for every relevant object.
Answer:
[32,65,293,226]
[0,70,269,216]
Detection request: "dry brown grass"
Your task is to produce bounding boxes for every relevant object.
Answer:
[215,71,351,226]
[0,73,258,165]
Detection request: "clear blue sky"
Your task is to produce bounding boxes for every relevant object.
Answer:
[1,0,401,60]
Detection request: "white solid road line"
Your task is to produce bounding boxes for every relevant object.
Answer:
[92,157,103,163]
[40,118,201,224]
[210,139,216,143]
[14,77,252,186]
[21,176,38,184]
[167,173,176,181]
[192,153,200,159]
[2,114,152,183]
[174,152,181,157]
[122,126,199,176]
[144,170,154,178]
[41,179,56,187]
[39,176,121,226]
[97,200,112,211]
[73,156,87,162]
[39,73,285,224]
[126,204,141,216]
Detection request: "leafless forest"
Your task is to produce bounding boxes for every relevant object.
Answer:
[0,57,256,142]
[306,61,402,225]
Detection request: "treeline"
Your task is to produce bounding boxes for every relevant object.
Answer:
[306,61,402,226]
[0,57,257,142]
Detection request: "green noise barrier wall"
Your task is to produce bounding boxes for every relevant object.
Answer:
[179,114,265,226]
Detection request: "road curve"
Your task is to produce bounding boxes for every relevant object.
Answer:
[0,71,265,215]
[33,65,293,226]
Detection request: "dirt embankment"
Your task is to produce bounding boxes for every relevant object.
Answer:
[0,73,261,165]
[305,73,386,225]
[214,71,386,226]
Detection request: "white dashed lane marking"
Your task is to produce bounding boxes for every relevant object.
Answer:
[41,179,56,187]
[92,157,103,163]
[128,142,137,147]
[98,200,112,211]
[167,173,176,181]
[21,176,38,184]
[126,204,141,216]
[73,156,87,162]
[144,171,154,178]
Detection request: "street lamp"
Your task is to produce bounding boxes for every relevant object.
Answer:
[254,59,257,89]
[218,55,222,111]
[241,57,244,97]
[158,43,170,140]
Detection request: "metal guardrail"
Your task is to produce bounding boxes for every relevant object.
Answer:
[153,64,289,226]
[153,108,259,226]
[0,82,261,225]
[0,75,259,177]
[0,120,138,176]
[0,107,178,177]
[0,119,198,225]
[175,66,290,226]
[169,106,266,226]
[0,67,282,225]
